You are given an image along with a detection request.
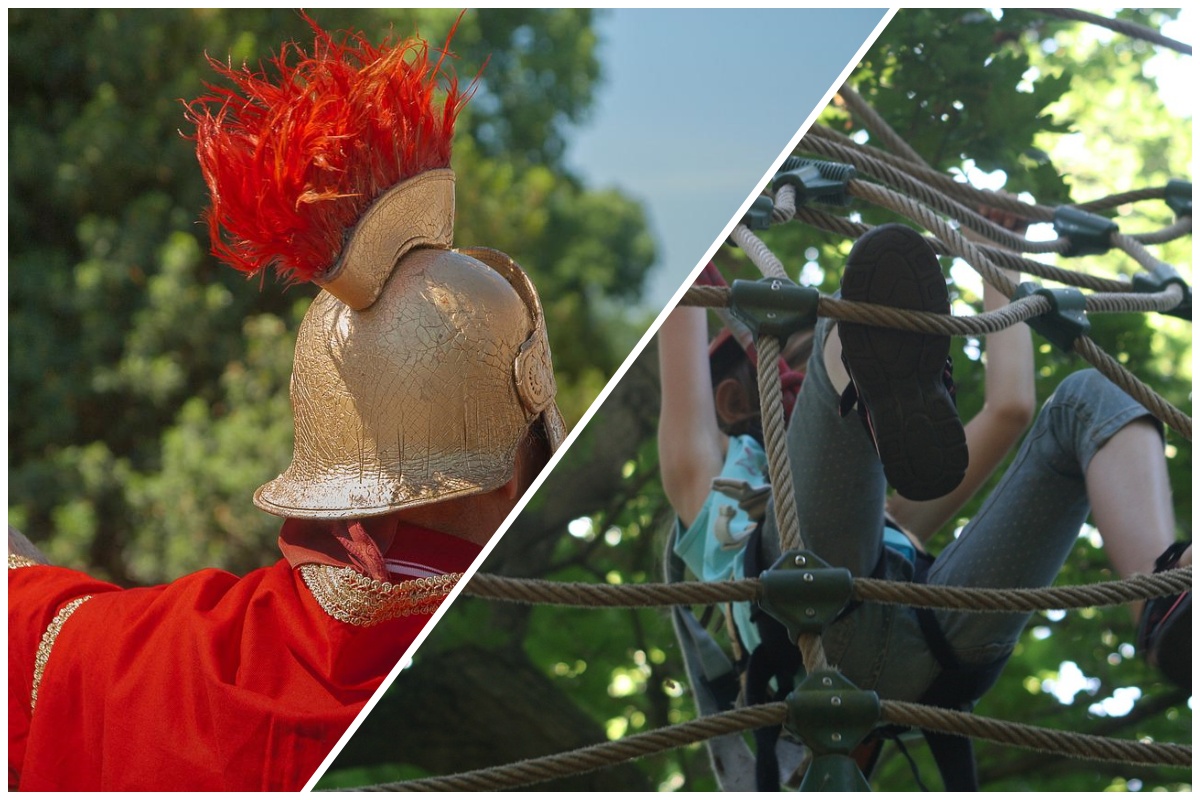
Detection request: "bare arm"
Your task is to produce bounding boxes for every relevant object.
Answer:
[658,307,727,529]
[888,271,1035,539]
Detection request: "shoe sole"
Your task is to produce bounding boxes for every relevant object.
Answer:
[839,223,968,501]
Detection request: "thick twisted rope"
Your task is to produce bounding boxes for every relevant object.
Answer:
[882,701,1191,768]
[1077,186,1172,214]
[800,124,1190,309]
[807,122,1050,219]
[467,573,760,607]
[682,265,1191,443]
[466,568,1191,614]
[801,135,1065,257]
[685,284,1186,335]
[773,121,1188,312]
[807,181,1193,440]
[854,569,1191,612]
[805,123,1190,231]
[752,334,801,554]
[684,279,1185,331]
[729,221,791,281]
[1072,336,1191,440]
[793,202,1185,293]
[348,692,1189,790]
[354,704,787,791]
[729,221,833,673]
[1133,215,1193,246]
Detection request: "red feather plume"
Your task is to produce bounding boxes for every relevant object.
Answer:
[186,14,468,283]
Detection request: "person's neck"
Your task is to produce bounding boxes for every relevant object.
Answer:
[394,490,510,547]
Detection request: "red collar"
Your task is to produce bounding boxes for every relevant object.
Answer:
[278,516,482,582]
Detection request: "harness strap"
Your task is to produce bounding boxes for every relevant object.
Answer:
[745,523,809,790]
[911,553,1009,791]
[664,526,760,790]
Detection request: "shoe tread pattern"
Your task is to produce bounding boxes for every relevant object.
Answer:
[839,223,968,501]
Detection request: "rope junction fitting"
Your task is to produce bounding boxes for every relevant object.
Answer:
[466,567,1191,614]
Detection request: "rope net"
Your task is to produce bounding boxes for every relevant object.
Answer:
[346,9,1191,792]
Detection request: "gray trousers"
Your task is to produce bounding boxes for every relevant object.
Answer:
[769,317,1155,702]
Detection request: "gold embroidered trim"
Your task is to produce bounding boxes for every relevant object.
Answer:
[299,564,462,627]
[9,553,41,569]
[32,595,92,711]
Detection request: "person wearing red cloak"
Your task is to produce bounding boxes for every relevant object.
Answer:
[8,19,565,791]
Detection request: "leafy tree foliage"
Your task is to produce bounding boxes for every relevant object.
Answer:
[7,9,655,583]
[322,8,1191,792]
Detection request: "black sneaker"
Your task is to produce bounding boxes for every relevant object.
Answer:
[1137,541,1191,693]
[837,223,968,501]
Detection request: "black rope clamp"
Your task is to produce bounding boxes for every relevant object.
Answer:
[773,157,856,207]
[1165,179,1191,219]
[786,670,880,791]
[757,549,853,641]
[1133,262,1192,321]
[1011,281,1090,352]
[726,195,776,248]
[742,194,776,231]
[1053,206,1118,257]
[729,279,821,342]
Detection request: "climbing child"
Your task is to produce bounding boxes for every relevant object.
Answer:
[659,223,1038,664]
[659,223,1191,787]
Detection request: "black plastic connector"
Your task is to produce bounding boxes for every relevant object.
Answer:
[1133,262,1192,321]
[1165,179,1192,219]
[742,195,775,231]
[725,195,775,248]
[1053,206,1118,257]
[786,670,879,792]
[1011,281,1090,352]
[773,157,856,207]
[729,279,821,341]
[757,549,853,641]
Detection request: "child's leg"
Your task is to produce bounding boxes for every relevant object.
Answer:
[1086,418,1184,583]
[786,315,888,577]
[774,315,947,699]
[927,369,1176,668]
[786,222,960,573]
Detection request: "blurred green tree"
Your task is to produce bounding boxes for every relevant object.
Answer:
[320,8,1191,792]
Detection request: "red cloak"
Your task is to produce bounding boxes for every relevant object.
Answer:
[8,523,479,790]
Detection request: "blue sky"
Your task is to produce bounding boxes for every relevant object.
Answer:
[562,9,889,309]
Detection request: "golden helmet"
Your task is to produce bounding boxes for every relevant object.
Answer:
[186,22,563,519]
[253,170,566,519]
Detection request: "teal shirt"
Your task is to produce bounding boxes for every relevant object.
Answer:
[673,435,768,653]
